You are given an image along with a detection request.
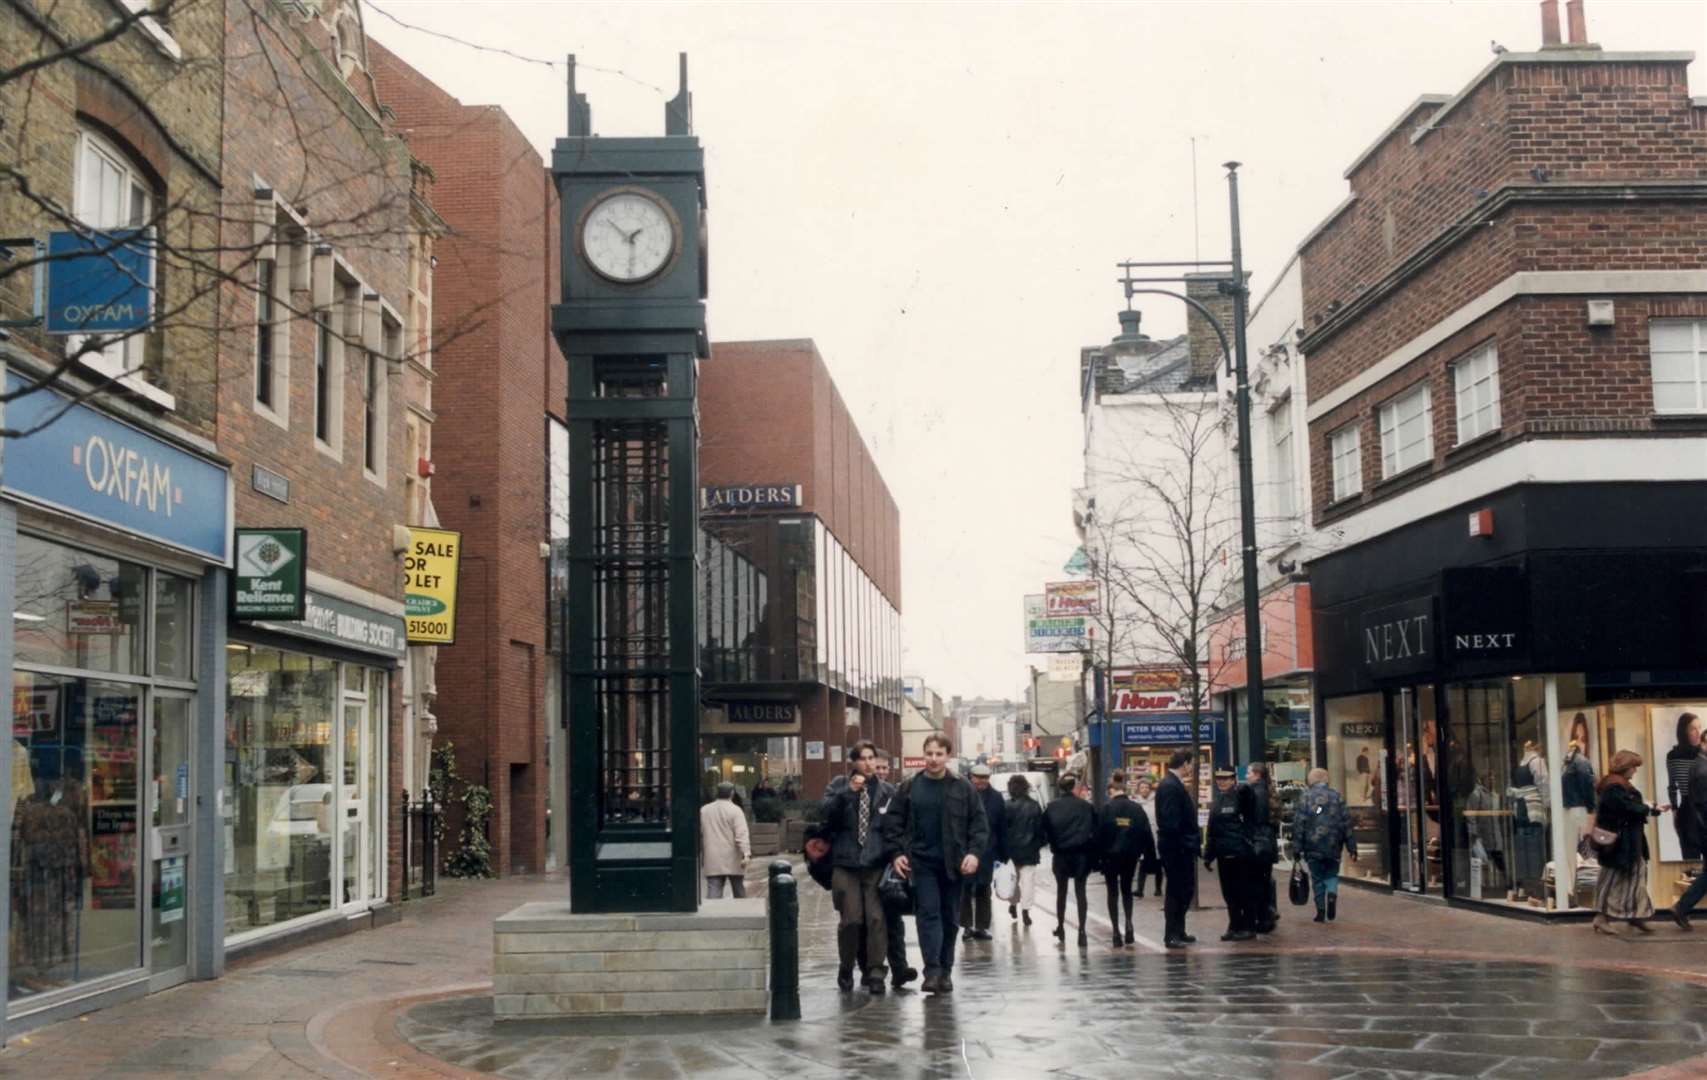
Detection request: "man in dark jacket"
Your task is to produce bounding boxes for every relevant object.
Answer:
[1098,770,1155,948]
[1204,766,1260,941]
[959,765,1007,941]
[883,734,989,995]
[822,741,893,993]
[1043,773,1098,947]
[1673,746,1707,930]
[872,758,917,987]
[1245,761,1280,933]
[1155,750,1201,949]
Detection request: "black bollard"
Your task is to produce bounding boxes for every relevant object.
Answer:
[768,863,802,1021]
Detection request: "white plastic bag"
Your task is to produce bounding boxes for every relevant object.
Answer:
[992,860,1018,902]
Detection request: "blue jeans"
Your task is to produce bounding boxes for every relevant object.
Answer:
[912,861,962,975]
[1677,864,1707,917]
[1307,856,1341,910]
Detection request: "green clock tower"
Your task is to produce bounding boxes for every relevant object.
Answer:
[554,56,706,913]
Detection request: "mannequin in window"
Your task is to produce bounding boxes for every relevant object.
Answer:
[1466,773,1507,887]
[1507,764,1548,901]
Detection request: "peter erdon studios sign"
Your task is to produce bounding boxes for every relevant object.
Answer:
[231,528,306,620]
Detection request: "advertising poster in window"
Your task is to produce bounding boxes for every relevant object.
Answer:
[1652,705,1707,864]
[157,854,186,925]
[1560,704,1600,773]
[1339,722,1383,808]
[91,803,138,909]
[13,682,59,739]
[90,694,138,802]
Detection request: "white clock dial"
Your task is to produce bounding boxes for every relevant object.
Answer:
[580,190,678,283]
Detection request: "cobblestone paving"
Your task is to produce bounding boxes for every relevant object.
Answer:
[395,876,1707,1080]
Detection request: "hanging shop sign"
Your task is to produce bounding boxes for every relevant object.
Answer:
[1108,668,1207,714]
[1045,580,1099,616]
[701,484,802,511]
[251,591,406,660]
[1024,593,1091,654]
[404,527,461,644]
[1062,547,1091,576]
[231,527,306,620]
[1,370,231,563]
[44,229,154,335]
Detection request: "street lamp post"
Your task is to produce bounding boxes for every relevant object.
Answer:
[1113,162,1265,772]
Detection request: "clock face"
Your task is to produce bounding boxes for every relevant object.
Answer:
[579,190,679,283]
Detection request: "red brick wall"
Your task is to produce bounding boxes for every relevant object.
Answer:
[1302,55,1707,526]
[369,40,553,875]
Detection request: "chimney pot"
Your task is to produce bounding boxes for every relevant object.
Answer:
[1565,0,1586,44]
[1540,0,1561,46]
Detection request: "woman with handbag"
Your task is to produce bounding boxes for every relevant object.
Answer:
[1591,750,1670,936]
[1003,774,1043,928]
[1292,768,1358,924]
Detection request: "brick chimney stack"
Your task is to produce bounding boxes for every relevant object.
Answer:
[1540,0,1561,46]
[1565,0,1587,44]
[1184,272,1244,386]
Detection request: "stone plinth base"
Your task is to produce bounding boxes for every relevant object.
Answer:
[492,900,769,1019]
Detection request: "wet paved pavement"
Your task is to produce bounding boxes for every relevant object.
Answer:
[10,861,1707,1078]
[394,872,1707,1080]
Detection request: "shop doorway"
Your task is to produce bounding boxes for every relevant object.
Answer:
[1393,686,1442,894]
[148,692,193,989]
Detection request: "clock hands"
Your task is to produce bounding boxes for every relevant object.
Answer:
[604,219,646,246]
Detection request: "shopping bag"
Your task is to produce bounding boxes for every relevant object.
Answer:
[992,860,1018,903]
[1287,860,1310,906]
[878,862,915,914]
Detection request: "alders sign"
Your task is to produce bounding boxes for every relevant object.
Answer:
[701,484,802,512]
[1359,597,1435,678]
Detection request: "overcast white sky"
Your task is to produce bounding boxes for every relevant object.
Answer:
[370,1,1707,701]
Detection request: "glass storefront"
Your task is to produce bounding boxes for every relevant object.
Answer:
[1323,692,1388,887]
[9,533,197,1005]
[223,642,387,939]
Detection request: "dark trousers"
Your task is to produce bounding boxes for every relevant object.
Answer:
[859,901,910,978]
[958,880,993,932]
[831,866,887,980]
[1217,857,1258,932]
[1162,852,1195,941]
[912,862,962,976]
[1255,858,1278,929]
[1053,850,1091,930]
[1137,857,1164,898]
[1104,854,1138,933]
[1678,865,1707,917]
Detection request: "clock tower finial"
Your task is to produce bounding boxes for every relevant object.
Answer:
[665,53,692,136]
[566,54,592,137]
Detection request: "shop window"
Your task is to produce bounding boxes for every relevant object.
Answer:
[70,130,172,410]
[1323,693,1387,886]
[1378,382,1432,479]
[13,534,147,676]
[1651,319,1707,414]
[1453,343,1501,444]
[152,572,195,682]
[255,257,277,411]
[10,673,144,1002]
[1329,424,1361,502]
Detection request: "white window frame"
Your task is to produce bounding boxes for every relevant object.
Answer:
[1269,398,1298,525]
[1651,319,1707,415]
[1378,383,1434,479]
[1453,342,1501,444]
[111,0,183,61]
[70,129,173,410]
[1329,424,1362,503]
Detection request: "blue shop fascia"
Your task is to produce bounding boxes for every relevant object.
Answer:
[0,356,232,1034]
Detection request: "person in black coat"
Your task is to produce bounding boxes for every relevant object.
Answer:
[1245,762,1280,934]
[958,765,1008,941]
[1155,750,1202,949]
[1043,773,1098,947]
[1592,750,1669,936]
[1003,774,1044,928]
[1205,766,1261,941]
[1097,770,1155,948]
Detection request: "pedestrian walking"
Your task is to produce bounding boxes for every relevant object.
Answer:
[872,757,918,986]
[1592,750,1670,936]
[1133,775,1164,900]
[1156,751,1201,949]
[1043,773,1098,947]
[958,764,1007,942]
[1004,774,1043,927]
[1293,767,1358,923]
[882,734,989,995]
[822,741,892,993]
[1204,765,1260,942]
[1097,770,1154,948]
[699,782,750,899]
[1245,761,1281,933]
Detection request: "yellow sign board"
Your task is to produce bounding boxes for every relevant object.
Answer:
[404,527,461,644]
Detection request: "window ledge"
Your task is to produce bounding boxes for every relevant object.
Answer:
[1373,458,1434,493]
[363,468,386,490]
[113,1,183,61]
[76,355,175,411]
[314,439,342,464]
[1445,427,1505,461]
[254,402,289,432]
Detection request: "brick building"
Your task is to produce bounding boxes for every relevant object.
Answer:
[1,0,233,1033]
[1300,7,1707,919]
[216,0,427,960]
[698,340,903,802]
[367,41,558,876]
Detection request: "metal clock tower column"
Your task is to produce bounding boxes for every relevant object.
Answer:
[555,56,707,913]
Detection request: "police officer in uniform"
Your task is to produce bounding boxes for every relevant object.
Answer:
[1204,765,1259,942]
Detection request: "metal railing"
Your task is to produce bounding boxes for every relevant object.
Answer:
[399,789,439,899]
